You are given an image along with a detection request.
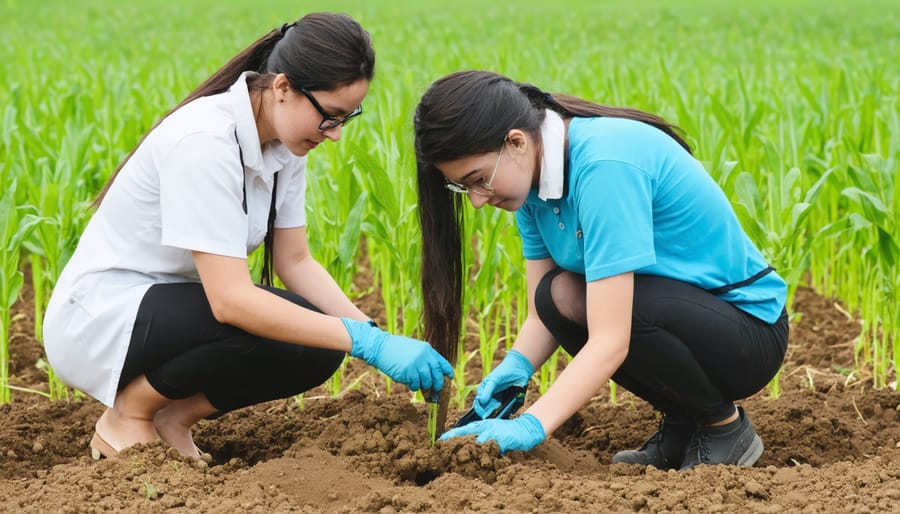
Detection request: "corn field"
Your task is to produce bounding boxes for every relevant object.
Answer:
[1,0,897,406]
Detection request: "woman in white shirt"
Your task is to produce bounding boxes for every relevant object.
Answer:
[43,12,453,461]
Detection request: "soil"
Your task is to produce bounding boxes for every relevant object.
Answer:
[1,275,898,513]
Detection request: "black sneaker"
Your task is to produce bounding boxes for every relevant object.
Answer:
[611,415,694,469]
[679,406,764,470]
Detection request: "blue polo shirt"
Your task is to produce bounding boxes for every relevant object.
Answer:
[515,116,786,323]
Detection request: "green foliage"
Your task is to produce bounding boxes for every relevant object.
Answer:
[1,0,897,404]
[1,180,47,402]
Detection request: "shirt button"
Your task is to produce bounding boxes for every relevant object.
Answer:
[576,230,583,238]
[558,222,565,230]
[553,207,560,214]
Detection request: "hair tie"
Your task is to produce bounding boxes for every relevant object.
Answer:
[518,83,548,107]
[280,23,292,36]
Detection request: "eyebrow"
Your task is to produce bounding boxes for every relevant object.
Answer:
[459,168,484,183]
[322,102,359,117]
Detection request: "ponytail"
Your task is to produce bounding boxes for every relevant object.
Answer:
[93,27,287,206]
[518,82,692,154]
[417,161,466,367]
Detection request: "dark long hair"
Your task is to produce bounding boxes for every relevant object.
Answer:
[95,12,375,285]
[414,70,690,362]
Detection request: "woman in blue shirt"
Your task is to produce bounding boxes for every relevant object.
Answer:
[415,70,788,470]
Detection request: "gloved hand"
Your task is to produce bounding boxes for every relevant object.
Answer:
[474,349,534,417]
[439,413,546,455]
[341,318,453,393]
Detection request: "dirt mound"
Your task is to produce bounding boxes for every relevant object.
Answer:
[1,286,898,512]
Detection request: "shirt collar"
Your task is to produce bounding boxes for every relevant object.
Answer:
[537,109,566,201]
[230,72,292,179]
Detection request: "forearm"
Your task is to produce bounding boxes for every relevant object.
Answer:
[525,337,628,435]
[509,316,559,369]
[219,284,353,352]
[277,256,368,321]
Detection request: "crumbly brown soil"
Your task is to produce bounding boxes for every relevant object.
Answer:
[1,275,898,513]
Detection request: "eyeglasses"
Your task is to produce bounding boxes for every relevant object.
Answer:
[444,141,505,197]
[299,87,363,131]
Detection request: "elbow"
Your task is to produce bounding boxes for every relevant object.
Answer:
[207,297,232,325]
[598,335,631,370]
[206,289,242,326]
[584,335,630,369]
[272,257,290,281]
[614,340,630,368]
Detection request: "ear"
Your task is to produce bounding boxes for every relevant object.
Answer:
[505,129,530,155]
[272,73,291,99]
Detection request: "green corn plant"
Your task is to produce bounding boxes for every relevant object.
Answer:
[20,154,93,400]
[427,401,439,446]
[537,348,561,395]
[348,143,405,399]
[327,356,351,398]
[306,142,369,293]
[733,165,836,304]
[838,156,898,388]
[730,163,836,398]
[4,0,899,404]
[1,180,45,403]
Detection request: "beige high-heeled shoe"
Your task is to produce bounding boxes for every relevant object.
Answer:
[92,429,212,463]
[89,432,120,460]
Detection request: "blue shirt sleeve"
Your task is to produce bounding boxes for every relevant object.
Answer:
[574,159,657,281]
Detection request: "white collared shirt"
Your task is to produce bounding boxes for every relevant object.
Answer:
[537,110,567,201]
[43,72,308,406]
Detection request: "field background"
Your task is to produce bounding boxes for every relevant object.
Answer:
[1,0,899,512]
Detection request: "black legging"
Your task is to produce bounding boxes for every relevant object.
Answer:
[118,282,344,413]
[534,269,788,424]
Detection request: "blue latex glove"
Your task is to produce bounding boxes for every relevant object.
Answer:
[474,349,534,417]
[439,413,546,455]
[341,318,453,393]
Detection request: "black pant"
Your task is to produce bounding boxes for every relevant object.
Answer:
[118,282,344,413]
[534,269,788,424]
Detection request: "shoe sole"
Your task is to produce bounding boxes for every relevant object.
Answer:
[611,451,676,469]
[736,433,764,466]
[611,451,663,467]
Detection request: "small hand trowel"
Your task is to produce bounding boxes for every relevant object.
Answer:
[452,386,527,428]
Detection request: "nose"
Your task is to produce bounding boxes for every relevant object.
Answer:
[322,124,343,141]
[467,191,490,209]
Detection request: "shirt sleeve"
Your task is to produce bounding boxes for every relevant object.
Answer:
[273,158,308,229]
[158,132,248,258]
[515,201,551,260]
[575,160,657,281]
